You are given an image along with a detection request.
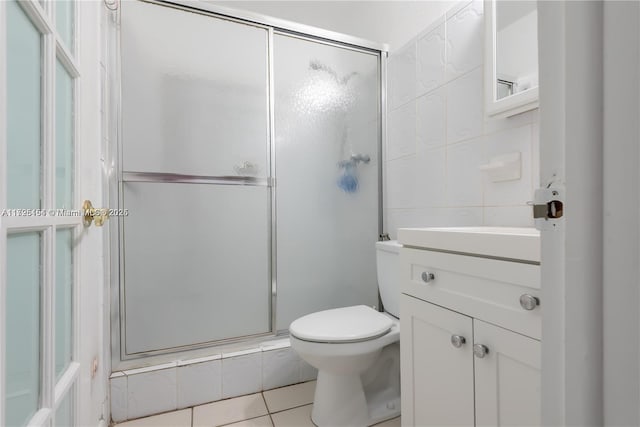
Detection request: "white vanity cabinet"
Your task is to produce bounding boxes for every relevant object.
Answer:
[400,295,475,426]
[398,227,541,427]
[473,319,540,426]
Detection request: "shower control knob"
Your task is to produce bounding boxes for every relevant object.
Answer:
[519,294,540,311]
[421,272,435,283]
[450,335,466,348]
[473,344,489,358]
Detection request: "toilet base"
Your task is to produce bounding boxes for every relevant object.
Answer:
[310,342,401,427]
[311,371,369,427]
[363,342,401,425]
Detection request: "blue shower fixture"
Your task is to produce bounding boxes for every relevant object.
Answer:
[338,163,359,193]
[337,154,370,193]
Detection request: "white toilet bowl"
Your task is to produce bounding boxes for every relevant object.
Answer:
[289,240,402,426]
[290,305,400,427]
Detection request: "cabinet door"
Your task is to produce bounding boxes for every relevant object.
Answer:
[474,320,541,426]
[400,294,475,426]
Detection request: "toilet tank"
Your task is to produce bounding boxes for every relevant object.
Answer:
[376,240,402,318]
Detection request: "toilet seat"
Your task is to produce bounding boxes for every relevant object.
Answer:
[289,305,393,343]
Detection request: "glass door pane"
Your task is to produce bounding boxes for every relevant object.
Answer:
[7,0,42,209]
[55,0,75,51]
[55,60,74,209]
[5,232,42,427]
[121,0,268,177]
[53,387,74,427]
[122,183,270,354]
[55,229,73,378]
[274,35,380,330]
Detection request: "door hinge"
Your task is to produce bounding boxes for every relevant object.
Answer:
[530,187,564,231]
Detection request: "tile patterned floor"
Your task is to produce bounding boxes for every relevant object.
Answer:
[113,380,401,427]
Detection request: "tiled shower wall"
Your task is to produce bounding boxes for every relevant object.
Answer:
[384,0,540,238]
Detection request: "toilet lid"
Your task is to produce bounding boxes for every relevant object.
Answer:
[289,305,393,343]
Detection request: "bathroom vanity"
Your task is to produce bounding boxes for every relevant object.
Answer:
[398,227,541,426]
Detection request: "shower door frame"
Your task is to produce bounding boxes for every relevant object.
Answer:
[107,0,389,369]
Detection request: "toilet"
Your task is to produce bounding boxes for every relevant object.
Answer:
[289,240,402,427]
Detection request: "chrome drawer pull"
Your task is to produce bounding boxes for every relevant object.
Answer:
[451,335,466,348]
[421,272,435,283]
[519,294,540,310]
[473,344,489,358]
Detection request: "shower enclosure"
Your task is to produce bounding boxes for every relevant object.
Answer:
[110,0,385,366]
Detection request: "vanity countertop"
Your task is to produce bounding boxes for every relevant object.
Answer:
[397,226,540,263]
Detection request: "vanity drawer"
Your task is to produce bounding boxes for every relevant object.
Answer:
[400,247,541,339]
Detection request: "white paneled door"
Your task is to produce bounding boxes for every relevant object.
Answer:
[0,1,99,426]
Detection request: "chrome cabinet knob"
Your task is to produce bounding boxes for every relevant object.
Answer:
[451,335,466,348]
[473,344,489,358]
[519,294,540,310]
[421,272,435,283]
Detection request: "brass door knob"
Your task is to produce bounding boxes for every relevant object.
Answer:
[83,200,109,227]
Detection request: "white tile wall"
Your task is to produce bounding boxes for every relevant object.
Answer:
[385,0,539,237]
[445,0,484,81]
[222,353,263,399]
[386,156,417,209]
[446,68,484,144]
[483,206,534,226]
[532,116,540,188]
[445,137,486,207]
[110,374,128,423]
[417,20,446,95]
[127,368,178,419]
[386,207,484,235]
[262,347,301,391]
[177,359,222,408]
[388,44,416,110]
[416,88,446,150]
[387,101,416,160]
[111,340,316,424]
[415,148,446,207]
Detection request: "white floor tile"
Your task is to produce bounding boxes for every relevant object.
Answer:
[263,381,316,413]
[373,416,401,427]
[270,405,314,427]
[224,415,274,427]
[193,393,268,427]
[114,408,191,427]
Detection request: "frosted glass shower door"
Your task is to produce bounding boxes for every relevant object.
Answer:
[120,1,271,356]
[274,35,381,330]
